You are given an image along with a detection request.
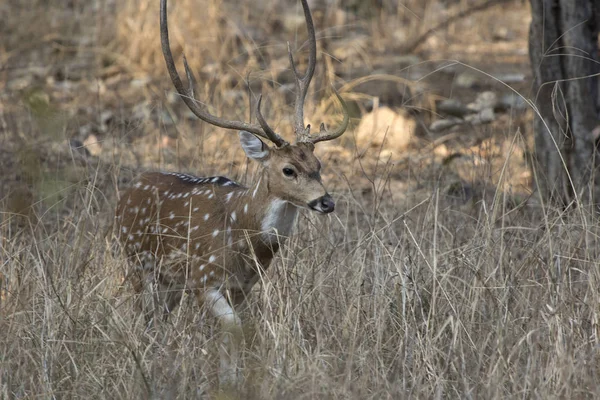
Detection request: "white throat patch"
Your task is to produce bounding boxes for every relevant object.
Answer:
[261,199,298,243]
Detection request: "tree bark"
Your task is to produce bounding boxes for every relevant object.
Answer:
[529,0,600,205]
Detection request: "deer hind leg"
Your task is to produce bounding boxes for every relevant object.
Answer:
[129,267,158,327]
[129,255,182,327]
[126,252,155,326]
[157,276,183,321]
[201,288,243,387]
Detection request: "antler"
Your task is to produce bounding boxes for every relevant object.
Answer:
[290,0,349,144]
[160,0,288,147]
[160,0,348,147]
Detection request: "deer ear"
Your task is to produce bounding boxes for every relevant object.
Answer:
[239,131,270,161]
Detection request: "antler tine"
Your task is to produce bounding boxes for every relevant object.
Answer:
[182,54,196,99]
[160,0,282,145]
[289,0,317,142]
[256,96,288,147]
[290,0,349,145]
[306,86,350,144]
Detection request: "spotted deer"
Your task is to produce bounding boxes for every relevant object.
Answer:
[115,0,349,385]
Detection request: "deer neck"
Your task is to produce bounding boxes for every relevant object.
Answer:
[232,170,298,244]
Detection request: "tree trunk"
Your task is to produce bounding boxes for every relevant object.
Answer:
[529,0,600,205]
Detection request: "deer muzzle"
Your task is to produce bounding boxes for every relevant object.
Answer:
[308,194,335,214]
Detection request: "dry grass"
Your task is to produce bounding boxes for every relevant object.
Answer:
[2,0,600,398]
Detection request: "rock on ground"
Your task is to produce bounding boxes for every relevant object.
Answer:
[355,106,415,153]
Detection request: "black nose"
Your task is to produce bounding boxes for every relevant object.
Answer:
[309,194,335,214]
[320,194,335,213]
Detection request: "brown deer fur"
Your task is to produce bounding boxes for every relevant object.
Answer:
[116,140,328,312]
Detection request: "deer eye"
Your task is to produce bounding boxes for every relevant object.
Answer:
[282,167,296,177]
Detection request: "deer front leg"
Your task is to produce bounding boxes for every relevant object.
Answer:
[202,288,243,387]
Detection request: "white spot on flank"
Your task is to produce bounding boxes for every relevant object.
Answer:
[169,212,175,220]
[144,185,150,190]
[134,182,142,188]
[199,264,205,271]
[212,177,219,183]
[184,201,189,207]
[141,207,147,214]
[230,211,236,222]
[195,243,200,250]
[212,229,219,237]
[252,176,262,198]
[127,198,132,205]
[208,255,216,263]
[146,198,151,204]
[183,192,189,198]
[191,225,199,231]
[225,192,233,203]
[244,204,248,214]
[226,227,232,246]
[193,207,199,212]
[204,213,210,221]
[122,227,128,233]
[208,193,214,199]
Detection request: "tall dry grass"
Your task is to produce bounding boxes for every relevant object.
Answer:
[2,0,600,399]
[3,149,600,398]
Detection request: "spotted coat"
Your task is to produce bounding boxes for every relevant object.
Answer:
[116,171,297,308]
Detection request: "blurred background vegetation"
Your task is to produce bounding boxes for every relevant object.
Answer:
[1,0,532,222]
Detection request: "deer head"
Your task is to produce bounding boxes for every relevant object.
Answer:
[160,0,349,213]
